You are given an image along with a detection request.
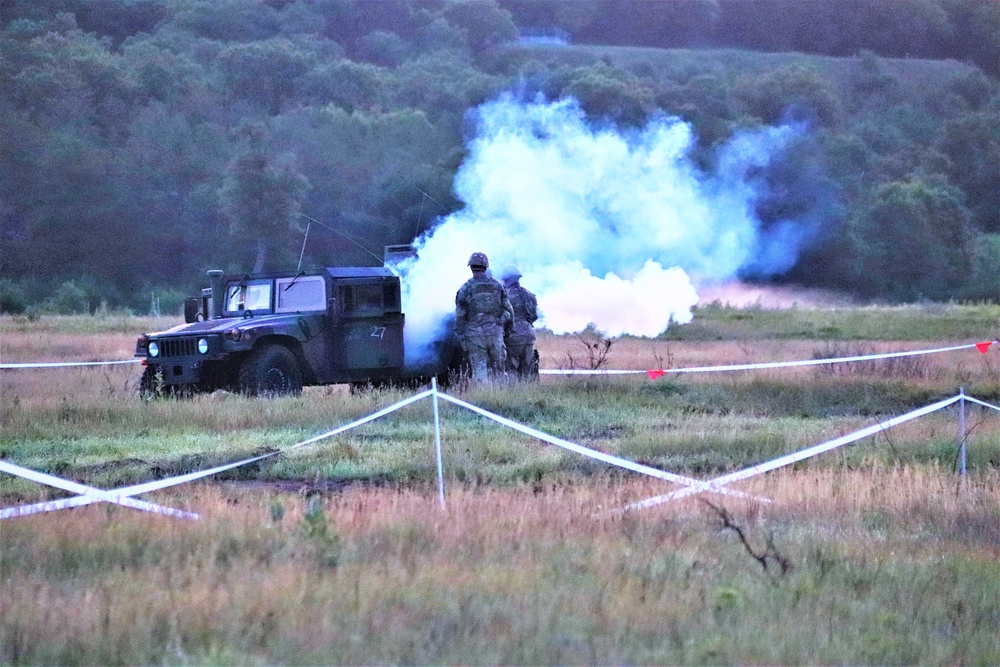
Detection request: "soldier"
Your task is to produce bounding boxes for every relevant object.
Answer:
[455,252,513,382]
[500,265,538,379]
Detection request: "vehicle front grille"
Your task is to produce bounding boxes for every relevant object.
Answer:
[158,337,197,358]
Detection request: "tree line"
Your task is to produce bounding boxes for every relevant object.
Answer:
[1,0,999,314]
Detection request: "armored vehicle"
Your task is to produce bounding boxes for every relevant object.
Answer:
[135,267,462,395]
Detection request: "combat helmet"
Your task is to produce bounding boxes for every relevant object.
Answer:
[468,252,489,269]
[500,264,521,282]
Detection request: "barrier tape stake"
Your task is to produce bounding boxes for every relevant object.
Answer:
[432,378,445,509]
[958,386,968,479]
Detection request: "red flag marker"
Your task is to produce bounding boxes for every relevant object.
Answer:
[647,369,666,380]
[975,341,993,354]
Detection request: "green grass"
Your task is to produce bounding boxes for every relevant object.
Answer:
[0,313,174,336]
[4,376,1000,500]
[664,302,1000,341]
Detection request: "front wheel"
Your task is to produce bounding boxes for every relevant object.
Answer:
[238,344,303,397]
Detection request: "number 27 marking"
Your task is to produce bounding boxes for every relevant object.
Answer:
[370,326,386,339]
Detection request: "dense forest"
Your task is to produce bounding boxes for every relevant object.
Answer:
[1,0,999,314]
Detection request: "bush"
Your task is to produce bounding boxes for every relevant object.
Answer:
[0,279,28,314]
[43,280,91,315]
[954,233,1000,301]
[147,289,189,317]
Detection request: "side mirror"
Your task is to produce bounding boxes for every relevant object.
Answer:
[184,297,201,323]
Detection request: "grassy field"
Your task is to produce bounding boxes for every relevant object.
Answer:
[1,306,999,665]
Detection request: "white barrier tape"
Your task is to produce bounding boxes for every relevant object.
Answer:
[961,395,1000,414]
[0,459,197,519]
[540,369,651,376]
[0,450,281,519]
[0,390,434,519]
[540,342,990,377]
[283,389,434,453]
[435,391,769,503]
[623,394,962,510]
[0,359,140,369]
[4,340,992,373]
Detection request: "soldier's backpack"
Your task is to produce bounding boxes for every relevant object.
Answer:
[468,280,503,316]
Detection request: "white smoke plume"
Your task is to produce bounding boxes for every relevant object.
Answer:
[398,95,808,364]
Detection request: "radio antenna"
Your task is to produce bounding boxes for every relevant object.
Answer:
[411,185,450,238]
[295,212,384,265]
[296,219,311,271]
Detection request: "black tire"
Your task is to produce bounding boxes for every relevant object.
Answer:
[238,344,303,396]
[529,349,540,380]
[435,337,470,389]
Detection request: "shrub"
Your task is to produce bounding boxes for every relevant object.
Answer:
[0,279,28,314]
[43,280,91,315]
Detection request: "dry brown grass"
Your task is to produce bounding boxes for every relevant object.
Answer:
[0,315,173,360]
[2,471,998,664]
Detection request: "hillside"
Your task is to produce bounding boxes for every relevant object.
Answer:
[1,1,999,315]
[508,44,981,94]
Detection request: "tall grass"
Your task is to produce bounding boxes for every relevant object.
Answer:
[2,312,999,664]
[2,473,998,665]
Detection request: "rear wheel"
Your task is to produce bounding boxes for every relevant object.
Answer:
[238,344,303,396]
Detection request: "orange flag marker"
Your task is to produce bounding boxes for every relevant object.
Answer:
[975,341,993,354]
[647,369,666,380]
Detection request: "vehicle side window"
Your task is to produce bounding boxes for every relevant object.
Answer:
[225,281,272,314]
[383,283,400,312]
[341,286,355,313]
[340,283,383,316]
[276,276,325,312]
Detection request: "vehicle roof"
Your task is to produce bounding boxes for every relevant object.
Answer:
[222,266,397,281]
[324,267,397,279]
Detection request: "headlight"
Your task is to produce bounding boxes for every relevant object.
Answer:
[148,341,159,357]
[223,328,252,342]
[197,338,209,354]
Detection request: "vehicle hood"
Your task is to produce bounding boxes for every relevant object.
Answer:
[147,314,307,337]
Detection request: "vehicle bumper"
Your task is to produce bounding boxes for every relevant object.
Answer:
[143,358,210,386]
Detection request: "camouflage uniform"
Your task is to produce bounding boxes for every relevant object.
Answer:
[501,266,538,379]
[456,253,513,382]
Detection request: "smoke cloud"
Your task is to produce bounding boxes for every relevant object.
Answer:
[398,95,818,364]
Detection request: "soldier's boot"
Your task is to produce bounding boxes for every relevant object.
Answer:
[467,349,489,382]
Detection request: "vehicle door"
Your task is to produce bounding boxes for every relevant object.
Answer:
[331,280,404,373]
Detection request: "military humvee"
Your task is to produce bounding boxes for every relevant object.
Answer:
[135,267,463,395]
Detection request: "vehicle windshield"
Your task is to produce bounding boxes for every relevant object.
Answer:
[224,280,272,314]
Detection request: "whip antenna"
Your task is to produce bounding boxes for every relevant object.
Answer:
[297,219,311,271]
[295,212,384,265]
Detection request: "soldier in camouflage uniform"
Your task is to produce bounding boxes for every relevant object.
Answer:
[455,252,513,382]
[500,265,538,379]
